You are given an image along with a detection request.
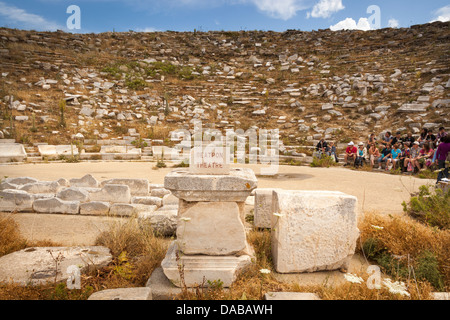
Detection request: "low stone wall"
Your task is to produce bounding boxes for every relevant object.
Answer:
[0,174,177,235]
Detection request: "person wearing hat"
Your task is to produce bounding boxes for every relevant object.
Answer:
[355,142,368,168]
[344,141,357,166]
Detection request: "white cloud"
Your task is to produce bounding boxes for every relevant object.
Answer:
[0,1,63,31]
[330,17,371,31]
[430,5,450,23]
[247,0,312,20]
[388,19,399,28]
[135,27,160,32]
[309,0,344,18]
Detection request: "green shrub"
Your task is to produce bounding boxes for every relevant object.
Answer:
[416,250,445,291]
[402,185,450,230]
[310,155,337,168]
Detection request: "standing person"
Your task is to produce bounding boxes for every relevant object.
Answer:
[344,142,357,166]
[435,136,450,184]
[369,143,380,168]
[355,142,367,168]
[437,127,448,144]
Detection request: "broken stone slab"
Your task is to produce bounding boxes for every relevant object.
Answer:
[88,287,152,300]
[177,201,247,256]
[131,196,163,207]
[150,188,171,198]
[5,177,38,185]
[19,181,62,194]
[79,201,110,216]
[254,188,282,229]
[109,203,157,217]
[33,197,80,214]
[146,267,182,300]
[56,187,90,203]
[161,241,252,288]
[0,144,27,163]
[0,189,34,212]
[162,194,179,206]
[69,174,99,188]
[164,168,257,202]
[271,190,359,274]
[0,246,112,286]
[37,145,79,159]
[89,184,131,203]
[0,181,19,190]
[397,103,429,113]
[139,207,177,237]
[264,292,321,300]
[100,178,149,196]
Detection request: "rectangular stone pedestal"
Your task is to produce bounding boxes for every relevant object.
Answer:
[161,242,252,288]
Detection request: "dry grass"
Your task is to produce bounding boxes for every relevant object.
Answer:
[0,214,170,300]
[358,211,450,291]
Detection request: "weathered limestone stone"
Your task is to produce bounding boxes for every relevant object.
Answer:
[254,188,281,228]
[79,201,110,216]
[177,201,247,256]
[38,145,79,159]
[33,197,80,214]
[100,178,149,196]
[162,193,179,206]
[109,203,156,217]
[0,144,27,163]
[88,287,152,300]
[0,189,34,212]
[89,184,131,203]
[164,168,257,202]
[131,196,163,207]
[139,207,177,237]
[161,242,252,288]
[271,190,359,273]
[69,174,99,188]
[0,246,112,286]
[20,181,62,194]
[150,188,171,198]
[264,292,321,300]
[5,177,38,185]
[57,187,90,202]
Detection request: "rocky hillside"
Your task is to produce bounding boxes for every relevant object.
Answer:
[0,22,449,159]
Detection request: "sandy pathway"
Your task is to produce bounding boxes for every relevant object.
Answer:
[0,162,434,246]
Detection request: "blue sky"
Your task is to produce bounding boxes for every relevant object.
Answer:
[0,0,449,33]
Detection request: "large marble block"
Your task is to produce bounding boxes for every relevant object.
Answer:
[161,242,252,288]
[271,190,359,273]
[164,168,257,202]
[177,201,247,256]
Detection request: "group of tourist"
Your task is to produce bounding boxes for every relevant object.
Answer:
[316,127,450,184]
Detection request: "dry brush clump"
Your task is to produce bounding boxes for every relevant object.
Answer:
[358,211,450,291]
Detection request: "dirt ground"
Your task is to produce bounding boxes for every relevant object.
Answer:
[0,161,435,246]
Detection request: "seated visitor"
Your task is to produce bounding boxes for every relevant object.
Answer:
[386,143,402,171]
[378,143,392,169]
[344,142,357,166]
[368,143,380,168]
[355,142,368,168]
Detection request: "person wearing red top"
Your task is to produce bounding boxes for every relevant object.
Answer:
[344,142,357,166]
